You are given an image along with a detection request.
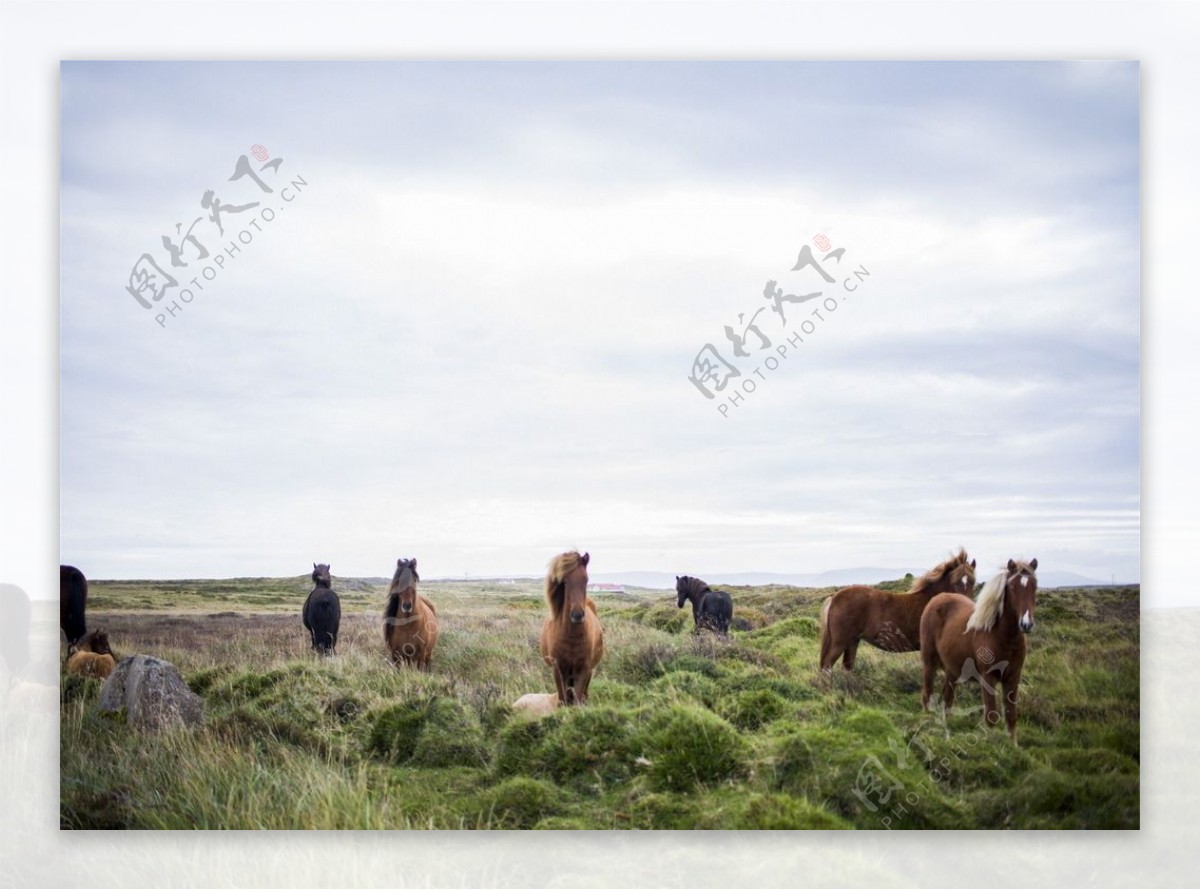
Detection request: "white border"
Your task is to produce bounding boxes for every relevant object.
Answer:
[3,1,1195,886]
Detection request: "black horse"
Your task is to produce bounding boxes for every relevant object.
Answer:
[675,575,733,636]
[303,563,341,656]
[60,565,88,647]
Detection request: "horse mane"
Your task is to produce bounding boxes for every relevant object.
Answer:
[388,560,419,596]
[966,560,1036,632]
[546,550,586,619]
[909,549,970,595]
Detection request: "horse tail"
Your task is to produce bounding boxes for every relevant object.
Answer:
[818,596,833,669]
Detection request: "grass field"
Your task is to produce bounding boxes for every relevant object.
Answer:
[59,576,1139,830]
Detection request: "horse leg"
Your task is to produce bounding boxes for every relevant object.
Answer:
[551,663,570,706]
[921,657,937,711]
[1002,670,1022,745]
[576,668,593,705]
[941,673,956,712]
[842,639,860,671]
[981,682,1000,731]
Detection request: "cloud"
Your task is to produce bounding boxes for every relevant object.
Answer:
[60,61,1139,584]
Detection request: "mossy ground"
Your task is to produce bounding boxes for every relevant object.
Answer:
[60,579,1139,829]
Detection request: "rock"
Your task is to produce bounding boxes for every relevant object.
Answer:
[511,692,559,717]
[98,655,204,732]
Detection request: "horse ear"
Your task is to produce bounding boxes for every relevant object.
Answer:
[1007,558,1016,572]
[314,563,318,569]
[970,559,976,569]
[675,575,680,582]
[397,558,404,567]
[1030,558,1038,571]
[581,552,590,567]
[411,558,417,570]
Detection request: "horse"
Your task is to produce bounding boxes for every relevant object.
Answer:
[675,575,733,635]
[920,558,1038,744]
[383,558,438,669]
[66,629,117,680]
[539,550,604,705]
[819,549,976,672]
[60,565,88,647]
[302,563,341,656]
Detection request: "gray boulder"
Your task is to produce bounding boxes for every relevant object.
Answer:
[98,654,203,732]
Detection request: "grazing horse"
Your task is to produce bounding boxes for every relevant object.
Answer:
[920,558,1038,744]
[819,549,976,672]
[675,575,734,635]
[302,563,341,656]
[383,558,438,669]
[539,550,604,705]
[66,629,117,679]
[60,565,89,647]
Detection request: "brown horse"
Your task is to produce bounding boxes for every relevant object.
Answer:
[539,550,604,705]
[383,558,439,669]
[819,550,976,672]
[920,558,1038,744]
[66,629,117,680]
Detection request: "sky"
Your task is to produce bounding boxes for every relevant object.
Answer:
[59,61,1140,583]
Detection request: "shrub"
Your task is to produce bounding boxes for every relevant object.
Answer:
[494,711,559,777]
[532,706,643,788]
[411,697,488,768]
[636,704,748,792]
[650,672,718,708]
[476,777,565,829]
[717,688,790,730]
[731,793,851,829]
[365,699,433,764]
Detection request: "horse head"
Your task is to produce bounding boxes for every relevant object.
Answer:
[950,556,977,595]
[675,575,691,609]
[312,563,332,588]
[1007,558,1039,633]
[565,552,590,624]
[392,558,420,615]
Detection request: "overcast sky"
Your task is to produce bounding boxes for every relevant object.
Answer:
[59,61,1139,583]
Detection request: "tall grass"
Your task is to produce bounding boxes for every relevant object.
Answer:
[60,580,1139,829]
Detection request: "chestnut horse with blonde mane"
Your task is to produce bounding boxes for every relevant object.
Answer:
[539,550,604,706]
[920,558,1038,744]
[819,549,976,672]
[384,557,439,669]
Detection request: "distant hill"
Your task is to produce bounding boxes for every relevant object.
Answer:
[327,569,1121,591]
[579,568,1118,590]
